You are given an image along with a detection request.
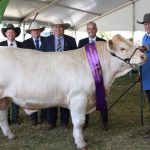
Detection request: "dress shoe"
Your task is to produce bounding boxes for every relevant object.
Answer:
[143,129,150,138]
[47,123,56,130]
[40,120,48,125]
[11,119,21,125]
[62,124,70,131]
[31,120,38,126]
[102,123,108,130]
[82,123,88,130]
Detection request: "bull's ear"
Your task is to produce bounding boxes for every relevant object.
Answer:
[108,40,114,50]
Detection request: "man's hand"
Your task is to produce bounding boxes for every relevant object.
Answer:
[136,75,141,82]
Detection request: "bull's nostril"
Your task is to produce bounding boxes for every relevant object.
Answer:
[140,55,145,59]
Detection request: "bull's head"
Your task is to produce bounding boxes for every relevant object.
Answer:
[107,34,147,68]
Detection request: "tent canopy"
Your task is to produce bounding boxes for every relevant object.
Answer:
[3,0,147,31]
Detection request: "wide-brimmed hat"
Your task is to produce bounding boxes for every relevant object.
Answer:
[137,13,150,24]
[26,22,45,33]
[51,18,70,29]
[1,24,21,37]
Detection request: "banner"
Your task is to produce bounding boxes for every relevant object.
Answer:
[85,43,107,111]
[0,0,9,23]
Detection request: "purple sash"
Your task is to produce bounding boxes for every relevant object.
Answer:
[85,43,107,111]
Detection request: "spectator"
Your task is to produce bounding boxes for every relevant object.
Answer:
[23,21,47,125]
[40,18,77,130]
[78,21,108,130]
[0,24,22,124]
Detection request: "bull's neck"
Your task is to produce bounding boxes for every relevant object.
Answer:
[95,42,132,90]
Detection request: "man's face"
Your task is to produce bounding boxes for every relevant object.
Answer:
[87,23,97,38]
[30,29,41,39]
[5,29,16,41]
[53,24,64,37]
[144,22,150,34]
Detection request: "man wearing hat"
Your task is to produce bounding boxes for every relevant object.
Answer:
[0,24,22,124]
[23,21,45,50]
[40,18,77,130]
[137,13,150,117]
[0,24,22,47]
[23,21,47,125]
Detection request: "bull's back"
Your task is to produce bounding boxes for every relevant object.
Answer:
[0,47,94,103]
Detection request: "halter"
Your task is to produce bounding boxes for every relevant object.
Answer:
[110,45,147,68]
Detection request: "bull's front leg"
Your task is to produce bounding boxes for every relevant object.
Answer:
[70,95,88,150]
[0,97,15,139]
[0,109,15,139]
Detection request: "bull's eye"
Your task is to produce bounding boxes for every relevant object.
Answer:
[120,48,125,50]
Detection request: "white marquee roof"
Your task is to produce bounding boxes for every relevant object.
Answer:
[1,0,149,32]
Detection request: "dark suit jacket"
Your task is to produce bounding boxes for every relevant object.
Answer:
[23,36,45,50]
[78,37,106,48]
[0,40,23,48]
[40,34,77,52]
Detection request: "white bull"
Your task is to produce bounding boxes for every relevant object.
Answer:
[0,34,147,150]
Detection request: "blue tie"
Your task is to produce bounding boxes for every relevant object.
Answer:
[35,39,39,50]
[57,38,62,51]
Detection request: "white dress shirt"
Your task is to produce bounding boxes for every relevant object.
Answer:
[7,40,17,47]
[89,37,96,43]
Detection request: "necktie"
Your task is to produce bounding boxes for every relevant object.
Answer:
[35,39,39,50]
[10,43,13,47]
[57,38,62,51]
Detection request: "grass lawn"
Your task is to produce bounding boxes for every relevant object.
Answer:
[0,74,150,150]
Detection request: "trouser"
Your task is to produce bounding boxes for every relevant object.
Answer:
[47,107,70,126]
[11,102,19,122]
[85,110,108,125]
[145,90,150,103]
[30,109,47,122]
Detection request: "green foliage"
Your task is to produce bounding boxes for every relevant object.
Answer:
[0,0,9,23]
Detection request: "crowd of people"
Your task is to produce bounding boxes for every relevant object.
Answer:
[0,13,149,133]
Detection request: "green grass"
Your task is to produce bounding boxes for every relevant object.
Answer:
[0,73,150,150]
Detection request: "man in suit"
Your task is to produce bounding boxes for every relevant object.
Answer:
[78,22,106,47]
[23,21,47,126]
[0,24,22,124]
[40,18,77,130]
[78,21,108,130]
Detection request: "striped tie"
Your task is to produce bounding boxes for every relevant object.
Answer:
[57,38,62,51]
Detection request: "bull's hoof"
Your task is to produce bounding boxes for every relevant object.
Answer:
[81,146,88,150]
[77,143,88,150]
[8,133,16,140]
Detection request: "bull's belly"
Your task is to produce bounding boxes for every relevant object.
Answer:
[4,88,68,110]
[3,79,96,112]
[12,97,68,110]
